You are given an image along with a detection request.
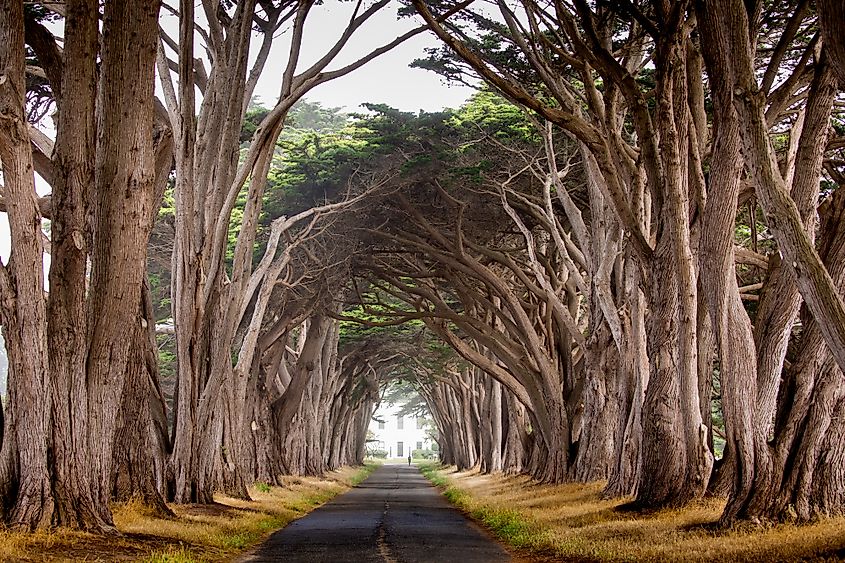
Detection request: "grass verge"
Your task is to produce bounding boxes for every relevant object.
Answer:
[418,462,845,562]
[0,463,376,562]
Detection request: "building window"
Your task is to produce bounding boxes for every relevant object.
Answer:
[416,441,422,450]
[416,417,424,429]
[397,441,404,457]
[378,420,385,430]
[397,415,404,429]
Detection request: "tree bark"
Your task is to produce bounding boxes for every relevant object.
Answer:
[0,1,52,530]
[111,281,172,516]
[84,0,161,525]
[818,0,845,85]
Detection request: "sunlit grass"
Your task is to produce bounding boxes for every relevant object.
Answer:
[144,546,203,563]
[0,463,376,562]
[420,463,845,562]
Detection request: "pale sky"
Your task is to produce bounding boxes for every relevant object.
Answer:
[244,2,477,113]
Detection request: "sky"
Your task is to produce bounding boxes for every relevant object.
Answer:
[249,2,477,113]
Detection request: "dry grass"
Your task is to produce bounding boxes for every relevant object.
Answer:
[0,464,375,562]
[421,464,845,562]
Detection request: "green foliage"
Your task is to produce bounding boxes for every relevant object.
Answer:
[254,481,272,493]
[264,128,371,219]
[157,183,176,219]
[338,304,424,346]
[411,17,537,91]
[240,98,271,143]
[449,89,536,142]
[226,198,244,266]
[286,99,349,134]
[383,379,421,408]
[260,91,534,245]
[156,335,176,418]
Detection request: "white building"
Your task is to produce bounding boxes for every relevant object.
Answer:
[368,402,435,458]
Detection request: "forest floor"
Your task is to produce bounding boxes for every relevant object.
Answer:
[419,463,845,562]
[0,464,375,562]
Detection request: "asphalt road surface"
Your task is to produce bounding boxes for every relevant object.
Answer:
[242,464,511,562]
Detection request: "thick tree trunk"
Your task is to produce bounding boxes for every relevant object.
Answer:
[111,282,172,516]
[528,392,570,483]
[274,315,332,475]
[2,0,161,531]
[46,0,101,532]
[0,0,52,529]
[758,189,845,521]
[638,242,697,507]
[167,0,256,505]
[501,391,530,474]
[84,0,161,524]
[574,331,618,482]
[479,376,503,473]
[244,356,281,485]
[696,10,760,522]
[605,260,647,498]
[638,35,712,509]
[699,0,839,522]
[818,0,845,85]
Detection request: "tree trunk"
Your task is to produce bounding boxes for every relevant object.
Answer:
[696,9,760,521]
[637,34,712,509]
[46,0,100,531]
[605,259,647,498]
[818,0,845,85]
[759,189,845,521]
[699,0,839,522]
[479,376,503,473]
[501,391,530,474]
[84,0,161,525]
[574,330,618,482]
[638,241,695,507]
[111,282,172,516]
[0,0,53,529]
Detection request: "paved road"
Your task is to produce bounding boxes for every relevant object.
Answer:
[242,464,511,562]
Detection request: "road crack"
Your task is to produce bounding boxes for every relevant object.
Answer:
[376,501,398,563]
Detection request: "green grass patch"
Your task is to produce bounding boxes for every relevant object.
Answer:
[216,513,290,550]
[144,546,203,563]
[418,461,449,488]
[350,461,377,486]
[421,465,539,547]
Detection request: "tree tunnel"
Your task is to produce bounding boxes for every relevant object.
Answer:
[3,0,845,537]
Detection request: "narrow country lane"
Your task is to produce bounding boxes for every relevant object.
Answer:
[241,464,511,563]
